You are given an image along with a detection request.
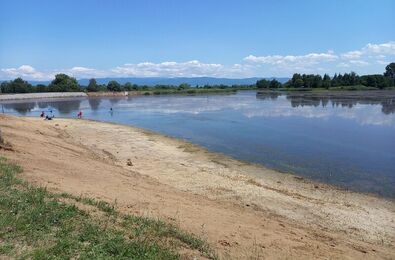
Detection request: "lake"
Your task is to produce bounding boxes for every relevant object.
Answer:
[1,90,395,198]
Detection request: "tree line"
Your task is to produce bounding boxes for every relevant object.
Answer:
[1,63,394,94]
[0,74,252,94]
[256,63,395,90]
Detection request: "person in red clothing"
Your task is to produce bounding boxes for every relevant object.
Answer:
[77,111,82,119]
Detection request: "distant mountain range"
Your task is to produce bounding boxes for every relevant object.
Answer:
[23,77,289,86]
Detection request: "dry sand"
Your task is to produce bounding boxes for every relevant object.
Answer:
[1,114,394,259]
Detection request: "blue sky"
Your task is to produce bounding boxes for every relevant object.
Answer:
[0,0,394,80]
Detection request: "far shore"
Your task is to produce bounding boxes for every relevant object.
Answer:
[0,89,237,101]
[0,114,394,259]
[2,86,395,101]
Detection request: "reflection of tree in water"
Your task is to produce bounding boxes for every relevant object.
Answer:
[381,99,395,114]
[107,97,123,106]
[330,99,357,108]
[37,99,82,114]
[3,102,36,115]
[286,92,395,114]
[256,91,281,101]
[288,96,322,107]
[88,98,102,111]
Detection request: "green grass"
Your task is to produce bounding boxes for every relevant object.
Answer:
[141,88,242,95]
[0,157,216,259]
[268,85,387,92]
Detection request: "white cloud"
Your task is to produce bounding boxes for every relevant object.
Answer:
[341,51,362,60]
[112,60,224,77]
[1,65,46,80]
[244,52,338,65]
[341,42,395,60]
[0,61,254,80]
[364,42,395,55]
[339,42,395,68]
[349,60,369,66]
[244,41,394,75]
[377,60,390,65]
[70,67,95,73]
[243,52,339,75]
[337,62,350,68]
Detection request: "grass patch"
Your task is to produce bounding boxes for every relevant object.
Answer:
[142,88,241,96]
[272,85,383,92]
[0,157,216,259]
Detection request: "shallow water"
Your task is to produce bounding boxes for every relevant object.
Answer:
[2,90,395,198]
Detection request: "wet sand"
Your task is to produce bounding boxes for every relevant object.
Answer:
[1,114,394,259]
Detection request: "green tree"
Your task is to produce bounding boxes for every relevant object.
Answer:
[107,80,122,92]
[48,74,80,92]
[269,79,282,88]
[1,78,33,93]
[36,84,48,93]
[384,62,395,79]
[0,82,6,93]
[322,74,331,89]
[349,71,360,85]
[123,82,133,91]
[256,79,270,89]
[289,73,304,88]
[361,74,393,89]
[178,83,190,90]
[87,78,98,92]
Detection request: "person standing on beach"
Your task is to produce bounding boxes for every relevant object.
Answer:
[77,111,82,119]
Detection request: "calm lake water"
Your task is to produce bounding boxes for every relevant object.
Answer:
[2,90,395,198]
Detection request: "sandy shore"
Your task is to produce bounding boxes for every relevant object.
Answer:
[1,114,394,259]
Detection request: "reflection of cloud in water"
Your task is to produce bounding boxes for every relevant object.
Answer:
[117,95,251,114]
[244,101,395,126]
[115,94,395,126]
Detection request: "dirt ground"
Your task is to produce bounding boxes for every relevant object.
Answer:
[1,114,394,259]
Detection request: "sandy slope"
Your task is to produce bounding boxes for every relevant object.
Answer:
[1,114,394,259]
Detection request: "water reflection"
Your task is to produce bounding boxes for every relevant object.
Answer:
[108,97,123,106]
[88,98,102,111]
[255,91,281,101]
[39,99,82,114]
[2,102,36,115]
[259,91,395,114]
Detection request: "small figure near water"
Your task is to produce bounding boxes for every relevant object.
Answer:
[45,114,54,120]
[77,111,83,119]
[110,107,113,116]
[40,111,45,118]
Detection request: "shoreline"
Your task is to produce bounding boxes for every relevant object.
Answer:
[84,117,391,201]
[1,114,394,258]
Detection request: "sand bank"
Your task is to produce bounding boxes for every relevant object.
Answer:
[0,114,394,259]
